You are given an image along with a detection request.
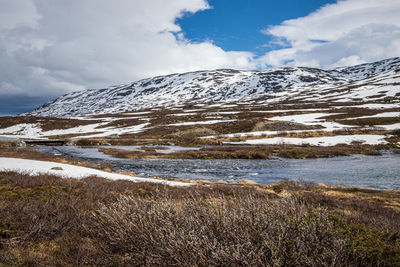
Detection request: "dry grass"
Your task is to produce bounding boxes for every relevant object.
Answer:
[168,127,218,138]
[338,117,400,126]
[96,118,144,129]
[98,144,390,160]
[0,172,399,266]
[99,146,274,159]
[0,141,23,147]
[252,120,323,131]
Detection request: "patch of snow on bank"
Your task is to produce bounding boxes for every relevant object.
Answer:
[351,103,400,109]
[356,112,400,119]
[376,123,400,130]
[0,123,44,139]
[202,129,320,139]
[81,123,150,138]
[0,119,150,139]
[269,113,348,131]
[0,157,191,186]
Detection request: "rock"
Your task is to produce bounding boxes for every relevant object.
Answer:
[17,141,26,148]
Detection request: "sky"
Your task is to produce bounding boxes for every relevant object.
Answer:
[0,0,400,115]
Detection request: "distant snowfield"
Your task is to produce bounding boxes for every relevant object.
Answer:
[0,120,150,139]
[269,112,350,131]
[378,123,400,130]
[356,112,400,119]
[0,123,43,139]
[227,134,388,146]
[351,103,400,109]
[0,157,191,186]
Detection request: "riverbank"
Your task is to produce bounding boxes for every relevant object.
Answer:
[0,170,399,266]
[3,146,399,190]
[2,139,397,159]
[0,157,191,186]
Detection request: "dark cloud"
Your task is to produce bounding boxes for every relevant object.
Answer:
[0,95,52,116]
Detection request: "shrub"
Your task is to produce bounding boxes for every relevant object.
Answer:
[89,195,348,266]
[1,171,399,266]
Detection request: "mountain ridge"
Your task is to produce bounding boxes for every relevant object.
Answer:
[26,57,400,117]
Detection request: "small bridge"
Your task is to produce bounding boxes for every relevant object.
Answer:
[24,139,68,146]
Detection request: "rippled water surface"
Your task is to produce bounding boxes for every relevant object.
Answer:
[38,146,400,190]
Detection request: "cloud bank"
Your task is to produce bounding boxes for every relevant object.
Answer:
[260,0,400,68]
[0,0,399,114]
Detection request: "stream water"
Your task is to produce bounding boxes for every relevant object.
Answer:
[37,146,400,190]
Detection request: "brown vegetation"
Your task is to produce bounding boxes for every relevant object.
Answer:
[1,101,398,150]
[252,120,323,131]
[96,118,144,129]
[338,117,400,126]
[168,127,217,138]
[98,144,390,160]
[0,171,399,266]
[99,146,274,159]
[0,140,23,147]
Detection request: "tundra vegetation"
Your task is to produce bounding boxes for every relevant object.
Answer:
[0,171,399,266]
[97,143,387,159]
[1,100,399,150]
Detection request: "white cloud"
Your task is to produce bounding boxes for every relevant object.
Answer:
[0,0,255,98]
[259,0,400,69]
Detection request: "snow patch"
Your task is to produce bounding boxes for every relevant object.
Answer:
[227,135,388,146]
[0,157,191,186]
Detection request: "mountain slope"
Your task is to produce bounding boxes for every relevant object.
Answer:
[27,57,400,117]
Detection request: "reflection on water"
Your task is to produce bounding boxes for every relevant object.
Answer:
[38,146,400,190]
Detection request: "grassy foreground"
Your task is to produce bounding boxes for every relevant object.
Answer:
[0,171,399,266]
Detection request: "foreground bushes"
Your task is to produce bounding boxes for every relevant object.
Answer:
[0,171,399,266]
[91,195,347,266]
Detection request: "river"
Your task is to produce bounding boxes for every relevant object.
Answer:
[37,146,400,190]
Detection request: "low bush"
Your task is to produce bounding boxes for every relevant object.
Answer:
[90,195,348,266]
[252,120,323,131]
[0,171,399,266]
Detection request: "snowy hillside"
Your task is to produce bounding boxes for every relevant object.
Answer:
[26,57,400,117]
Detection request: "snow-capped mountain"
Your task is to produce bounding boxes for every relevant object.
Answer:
[27,57,400,117]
